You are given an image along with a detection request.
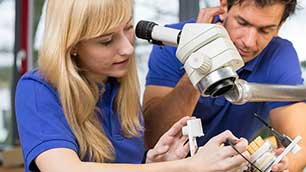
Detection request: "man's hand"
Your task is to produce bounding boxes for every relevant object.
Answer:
[271,148,289,172]
[196,7,225,24]
[145,116,192,163]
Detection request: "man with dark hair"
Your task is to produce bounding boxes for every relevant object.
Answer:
[143,0,306,171]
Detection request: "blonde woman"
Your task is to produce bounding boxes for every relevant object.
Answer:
[15,0,250,172]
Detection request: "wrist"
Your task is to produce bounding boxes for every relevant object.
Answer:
[182,157,195,172]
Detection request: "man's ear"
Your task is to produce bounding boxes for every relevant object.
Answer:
[219,0,228,22]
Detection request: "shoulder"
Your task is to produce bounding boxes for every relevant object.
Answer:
[17,69,58,96]
[259,37,299,67]
[19,69,48,84]
[264,37,296,57]
[15,69,60,110]
[266,37,294,51]
[259,37,302,84]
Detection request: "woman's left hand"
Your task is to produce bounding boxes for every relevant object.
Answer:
[145,116,192,163]
[271,148,289,172]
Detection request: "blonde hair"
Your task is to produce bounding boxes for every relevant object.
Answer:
[39,0,142,162]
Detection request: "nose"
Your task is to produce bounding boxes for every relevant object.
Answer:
[242,28,257,49]
[118,35,134,56]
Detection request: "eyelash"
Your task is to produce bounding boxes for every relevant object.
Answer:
[259,30,270,34]
[237,20,270,35]
[99,39,112,46]
[238,20,248,26]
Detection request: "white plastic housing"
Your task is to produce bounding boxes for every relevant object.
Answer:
[176,24,244,87]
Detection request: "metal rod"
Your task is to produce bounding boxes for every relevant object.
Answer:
[225,79,306,105]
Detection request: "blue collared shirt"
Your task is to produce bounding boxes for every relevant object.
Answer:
[146,19,304,145]
[15,70,144,172]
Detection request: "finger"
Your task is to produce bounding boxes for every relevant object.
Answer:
[274,148,285,155]
[197,7,225,23]
[271,157,289,171]
[147,145,169,160]
[163,134,187,146]
[219,140,248,159]
[235,138,249,152]
[179,135,188,145]
[175,141,190,159]
[162,135,175,146]
[209,130,238,147]
[156,145,169,155]
[166,116,192,137]
[197,7,223,23]
[146,149,156,161]
[221,151,250,171]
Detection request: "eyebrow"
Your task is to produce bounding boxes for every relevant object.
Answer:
[96,17,133,39]
[236,15,278,29]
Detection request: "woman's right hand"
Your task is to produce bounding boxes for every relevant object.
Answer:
[186,130,249,172]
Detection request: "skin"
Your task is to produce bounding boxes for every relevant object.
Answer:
[76,18,135,83]
[143,0,306,171]
[219,0,284,62]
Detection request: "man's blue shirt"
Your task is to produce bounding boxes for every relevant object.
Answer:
[15,70,145,172]
[146,19,304,145]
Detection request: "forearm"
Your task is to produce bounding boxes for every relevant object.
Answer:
[287,148,306,172]
[270,102,306,171]
[143,74,200,148]
[36,148,191,172]
[279,122,306,171]
[82,159,190,172]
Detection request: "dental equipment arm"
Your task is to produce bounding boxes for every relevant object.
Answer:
[224,79,306,104]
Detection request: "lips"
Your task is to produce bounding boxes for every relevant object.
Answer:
[238,47,251,56]
[113,59,129,65]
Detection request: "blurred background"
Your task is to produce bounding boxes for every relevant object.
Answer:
[0,0,305,165]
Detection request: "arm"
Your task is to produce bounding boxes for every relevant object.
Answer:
[35,130,249,172]
[36,117,191,172]
[270,102,306,172]
[35,148,189,172]
[143,74,200,148]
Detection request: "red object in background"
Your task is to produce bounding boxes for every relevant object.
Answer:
[20,0,29,75]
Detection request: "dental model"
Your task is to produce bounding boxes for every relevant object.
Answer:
[182,118,204,156]
[246,136,302,172]
[247,136,276,172]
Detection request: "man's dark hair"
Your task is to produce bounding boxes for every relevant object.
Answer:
[227,0,297,22]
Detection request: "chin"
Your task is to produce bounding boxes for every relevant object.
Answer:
[111,70,129,78]
[242,55,257,63]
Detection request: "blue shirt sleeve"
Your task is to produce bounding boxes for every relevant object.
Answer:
[264,38,304,110]
[15,75,78,171]
[146,44,184,87]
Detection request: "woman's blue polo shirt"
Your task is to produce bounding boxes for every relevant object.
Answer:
[146,19,304,146]
[15,70,145,172]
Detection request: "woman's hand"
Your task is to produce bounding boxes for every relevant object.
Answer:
[145,116,192,163]
[186,130,249,172]
[271,148,289,172]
